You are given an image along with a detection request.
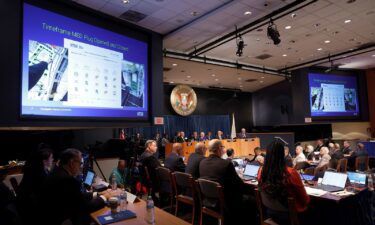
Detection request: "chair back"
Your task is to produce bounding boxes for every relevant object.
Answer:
[294,161,309,170]
[355,156,369,171]
[314,164,328,176]
[336,158,348,173]
[255,188,299,225]
[196,179,225,224]
[156,167,173,194]
[172,172,195,197]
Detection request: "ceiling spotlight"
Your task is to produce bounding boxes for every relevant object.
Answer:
[238,77,242,80]
[324,40,331,43]
[260,80,264,83]
[261,76,265,79]
[285,25,292,30]
[372,55,375,57]
[122,0,130,3]
[291,13,297,18]
[215,78,219,81]
[282,54,287,57]
[211,74,216,77]
[317,48,323,51]
[235,26,246,57]
[267,19,281,45]
[244,11,252,15]
[172,63,177,66]
[344,19,351,23]
[187,75,191,78]
[169,81,174,84]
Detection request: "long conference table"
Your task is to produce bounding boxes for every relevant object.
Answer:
[91,198,190,225]
[165,138,260,160]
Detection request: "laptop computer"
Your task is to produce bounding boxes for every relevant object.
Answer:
[315,171,347,192]
[84,170,95,186]
[347,171,367,187]
[243,164,259,181]
[299,173,315,181]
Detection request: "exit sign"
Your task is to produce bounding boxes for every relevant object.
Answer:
[154,117,164,125]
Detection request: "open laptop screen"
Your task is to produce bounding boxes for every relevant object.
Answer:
[232,158,244,167]
[84,171,95,186]
[244,164,259,177]
[322,171,347,188]
[347,172,366,185]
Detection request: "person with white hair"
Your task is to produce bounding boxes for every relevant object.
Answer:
[304,145,314,160]
[316,146,331,168]
[293,145,307,167]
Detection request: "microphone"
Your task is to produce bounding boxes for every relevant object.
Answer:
[275,136,288,145]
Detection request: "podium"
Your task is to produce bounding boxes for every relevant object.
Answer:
[165,138,260,161]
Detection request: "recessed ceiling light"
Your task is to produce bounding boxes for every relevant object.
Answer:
[215,78,219,81]
[260,80,264,83]
[172,63,177,66]
[122,0,129,3]
[291,13,297,18]
[187,75,191,78]
[256,38,260,41]
[324,40,331,43]
[317,48,323,51]
[372,54,375,57]
[282,54,287,57]
[285,25,292,30]
[238,77,242,80]
[261,76,265,79]
[344,19,351,23]
[169,81,174,84]
[239,85,243,88]
[244,11,252,15]
[211,74,216,77]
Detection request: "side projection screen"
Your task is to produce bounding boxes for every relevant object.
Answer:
[21,3,149,119]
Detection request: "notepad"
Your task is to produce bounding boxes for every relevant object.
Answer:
[97,210,136,225]
[305,186,327,196]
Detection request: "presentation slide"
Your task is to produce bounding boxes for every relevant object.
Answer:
[309,73,359,117]
[21,3,148,119]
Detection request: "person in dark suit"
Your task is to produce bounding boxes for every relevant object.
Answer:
[164,143,185,172]
[237,128,250,139]
[330,147,344,160]
[348,143,369,170]
[314,139,324,152]
[191,131,199,142]
[216,130,225,140]
[40,149,115,225]
[139,140,161,190]
[206,131,213,140]
[185,143,207,178]
[226,148,238,167]
[199,139,249,222]
[342,140,353,155]
[284,146,293,168]
[174,131,184,143]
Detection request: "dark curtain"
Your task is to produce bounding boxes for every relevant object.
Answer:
[124,115,230,140]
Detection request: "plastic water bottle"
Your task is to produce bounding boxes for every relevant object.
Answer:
[119,191,127,212]
[145,195,155,224]
[111,173,117,190]
[367,174,374,191]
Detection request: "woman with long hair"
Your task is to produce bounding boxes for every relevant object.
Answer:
[258,140,310,224]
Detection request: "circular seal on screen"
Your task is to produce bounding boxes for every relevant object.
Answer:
[170,85,197,116]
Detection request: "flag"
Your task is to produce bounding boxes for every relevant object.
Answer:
[230,113,236,139]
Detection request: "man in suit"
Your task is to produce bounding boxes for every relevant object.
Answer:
[40,149,115,225]
[225,148,238,167]
[314,139,324,152]
[199,132,207,142]
[191,131,199,142]
[237,128,249,139]
[185,143,207,178]
[174,131,184,143]
[164,143,185,172]
[342,140,353,155]
[199,139,248,221]
[139,140,161,189]
[348,143,369,170]
[216,130,225,140]
[206,131,213,140]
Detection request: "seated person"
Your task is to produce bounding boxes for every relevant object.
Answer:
[237,128,249,139]
[293,145,307,167]
[331,144,344,160]
[199,132,207,142]
[249,147,265,165]
[199,139,249,222]
[109,160,128,189]
[304,145,314,160]
[313,158,339,180]
[342,140,353,155]
[40,149,116,225]
[348,143,369,170]
[328,142,335,155]
[164,143,185,172]
[139,140,161,189]
[185,143,207,178]
[206,131,213,140]
[284,146,293,167]
[216,130,225,140]
[225,148,238,167]
[314,139,324,152]
[190,131,199,142]
[316,147,331,169]
[257,140,310,225]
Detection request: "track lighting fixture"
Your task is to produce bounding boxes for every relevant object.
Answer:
[267,19,281,45]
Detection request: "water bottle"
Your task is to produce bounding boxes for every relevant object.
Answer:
[119,191,127,212]
[367,173,374,191]
[145,195,155,224]
[111,173,117,190]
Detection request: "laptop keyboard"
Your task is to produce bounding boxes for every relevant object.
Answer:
[315,184,344,192]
